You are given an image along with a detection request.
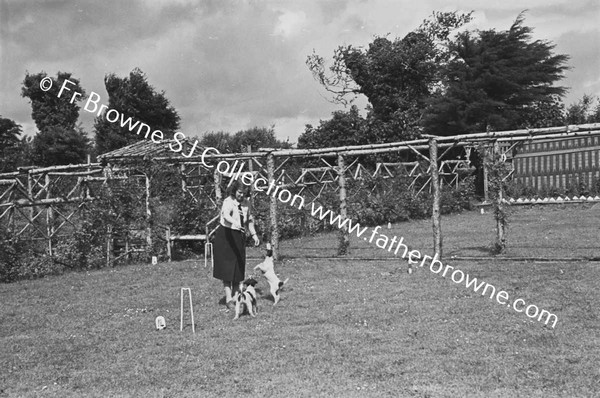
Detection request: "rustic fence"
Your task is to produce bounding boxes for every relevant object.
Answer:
[2,123,600,263]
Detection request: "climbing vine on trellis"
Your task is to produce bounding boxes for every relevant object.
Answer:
[477,142,513,254]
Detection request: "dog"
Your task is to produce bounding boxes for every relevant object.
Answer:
[232,278,258,320]
[253,247,289,305]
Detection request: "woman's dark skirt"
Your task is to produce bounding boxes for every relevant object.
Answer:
[212,225,246,284]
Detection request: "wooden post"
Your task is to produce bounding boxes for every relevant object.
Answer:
[27,171,34,223]
[6,185,15,234]
[166,227,172,262]
[214,168,222,206]
[482,146,489,203]
[85,155,92,199]
[198,163,202,203]
[337,153,349,255]
[7,205,14,234]
[267,152,279,260]
[429,138,442,258]
[493,141,506,252]
[145,173,152,254]
[103,165,112,267]
[247,145,255,211]
[180,164,187,197]
[104,163,112,179]
[45,173,54,256]
[106,225,113,267]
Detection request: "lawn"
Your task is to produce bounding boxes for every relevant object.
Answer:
[1,205,599,397]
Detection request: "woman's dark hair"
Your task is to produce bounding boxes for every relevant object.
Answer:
[227,179,250,198]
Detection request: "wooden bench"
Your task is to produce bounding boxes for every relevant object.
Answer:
[165,228,213,267]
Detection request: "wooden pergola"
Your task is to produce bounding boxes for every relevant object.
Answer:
[1,123,599,262]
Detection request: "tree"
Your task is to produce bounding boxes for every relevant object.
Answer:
[307,11,473,142]
[200,127,290,153]
[21,72,85,132]
[31,126,90,167]
[200,131,234,153]
[94,68,181,154]
[565,94,600,124]
[307,34,434,142]
[21,71,90,166]
[298,105,367,149]
[0,116,21,151]
[0,116,23,172]
[521,96,566,128]
[423,13,569,135]
[231,126,290,152]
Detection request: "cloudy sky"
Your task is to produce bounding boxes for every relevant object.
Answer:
[1,0,598,144]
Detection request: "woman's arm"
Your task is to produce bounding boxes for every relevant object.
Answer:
[246,203,260,246]
[247,217,257,237]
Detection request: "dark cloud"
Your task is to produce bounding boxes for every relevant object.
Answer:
[1,0,598,143]
[0,0,193,60]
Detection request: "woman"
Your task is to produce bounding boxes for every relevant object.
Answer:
[212,180,260,310]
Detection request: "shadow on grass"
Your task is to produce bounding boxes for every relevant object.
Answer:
[447,246,494,256]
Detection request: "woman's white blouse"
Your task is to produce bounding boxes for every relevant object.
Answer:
[219,196,251,231]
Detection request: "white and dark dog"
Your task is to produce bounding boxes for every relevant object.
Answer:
[232,278,258,320]
[253,246,289,305]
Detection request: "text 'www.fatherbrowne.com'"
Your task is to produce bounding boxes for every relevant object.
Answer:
[46,77,556,328]
[307,201,558,329]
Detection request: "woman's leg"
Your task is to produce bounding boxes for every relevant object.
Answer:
[223,281,233,303]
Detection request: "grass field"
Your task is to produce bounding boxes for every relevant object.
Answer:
[1,205,599,397]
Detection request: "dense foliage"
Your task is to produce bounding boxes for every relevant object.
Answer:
[304,12,570,146]
[299,105,367,148]
[21,71,85,132]
[424,14,569,135]
[200,126,291,153]
[250,171,475,243]
[94,68,181,155]
[30,126,90,166]
[0,116,24,172]
[565,94,600,125]
[306,12,473,143]
[0,164,474,282]
[21,71,91,166]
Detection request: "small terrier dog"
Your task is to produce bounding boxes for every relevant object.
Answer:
[253,245,289,305]
[232,278,258,320]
